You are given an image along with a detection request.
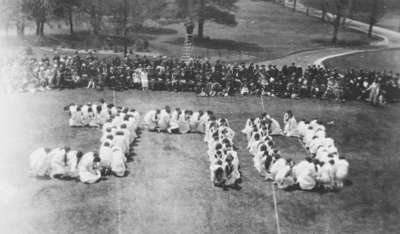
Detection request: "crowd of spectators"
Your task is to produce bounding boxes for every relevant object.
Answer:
[1,52,399,105]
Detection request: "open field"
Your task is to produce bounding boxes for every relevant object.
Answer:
[323,48,400,73]
[0,89,399,234]
[0,0,377,62]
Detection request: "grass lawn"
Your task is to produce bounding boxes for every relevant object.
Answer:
[0,89,399,233]
[156,0,377,62]
[0,0,376,63]
[300,0,400,31]
[323,48,400,73]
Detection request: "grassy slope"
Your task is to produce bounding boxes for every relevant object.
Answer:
[0,89,399,233]
[300,0,400,31]
[323,48,400,73]
[155,0,377,62]
[0,0,376,62]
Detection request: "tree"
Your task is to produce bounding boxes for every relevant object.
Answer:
[175,0,238,40]
[110,0,166,55]
[320,0,352,44]
[0,0,27,36]
[320,0,328,21]
[80,0,108,36]
[21,0,53,36]
[52,0,81,35]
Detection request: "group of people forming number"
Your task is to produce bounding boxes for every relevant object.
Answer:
[243,111,350,191]
[143,107,241,188]
[29,100,140,183]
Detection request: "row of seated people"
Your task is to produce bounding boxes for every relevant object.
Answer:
[143,107,213,134]
[66,99,140,128]
[30,102,140,183]
[205,117,241,188]
[297,119,349,189]
[243,111,349,191]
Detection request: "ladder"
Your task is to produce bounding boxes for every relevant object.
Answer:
[181,35,193,63]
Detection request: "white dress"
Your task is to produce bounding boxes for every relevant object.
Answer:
[292,161,317,190]
[334,159,349,188]
[49,148,68,178]
[144,110,158,130]
[158,110,171,131]
[284,117,299,137]
[99,144,113,168]
[29,147,51,177]
[111,147,127,177]
[224,162,240,186]
[78,152,101,184]
[66,151,80,178]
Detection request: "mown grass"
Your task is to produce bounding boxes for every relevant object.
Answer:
[324,48,400,73]
[0,89,399,233]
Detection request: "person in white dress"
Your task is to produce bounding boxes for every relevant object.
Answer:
[65,150,83,179]
[224,154,240,186]
[78,152,102,184]
[114,131,129,156]
[334,155,349,188]
[292,158,317,190]
[267,116,283,136]
[99,141,113,173]
[29,147,52,177]
[69,106,83,127]
[316,160,335,190]
[158,106,171,131]
[210,160,225,187]
[283,110,299,137]
[111,147,127,177]
[144,109,160,131]
[49,147,71,179]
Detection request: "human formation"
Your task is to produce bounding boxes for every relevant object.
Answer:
[29,99,140,183]
[243,111,349,191]
[143,107,241,188]
[205,117,240,188]
[143,106,210,134]
[29,99,348,190]
[3,53,399,105]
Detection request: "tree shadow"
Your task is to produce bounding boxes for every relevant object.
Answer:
[165,37,269,52]
[136,26,179,35]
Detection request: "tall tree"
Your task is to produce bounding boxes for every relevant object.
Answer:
[0,0,27,36]
[52,0,81,35]
[110,0,166,55]
[175,0,238,40]
[21,0,53,36]
[80,0,108,36]
[325,0,352,44]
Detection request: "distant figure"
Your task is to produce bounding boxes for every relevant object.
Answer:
[283,110,298,137]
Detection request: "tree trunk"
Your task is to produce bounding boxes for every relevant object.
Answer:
[123,0,129,56]
[368,23,373,38]
[36,20,40,36]
[198,19,204,40]
[39,21,45,36]
[293,0,297,12]
[68,6,74,35]
[16,20,25,37]
[332,14,341,44]
[90,5,100,36]
[321,0,326,21]
[197,0,205,39]
[368,0,378,38]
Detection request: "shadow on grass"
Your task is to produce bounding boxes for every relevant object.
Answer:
[311,38,375,47]
[18,31,156,50]
[165,37,270,52]
[136,26,178,35]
